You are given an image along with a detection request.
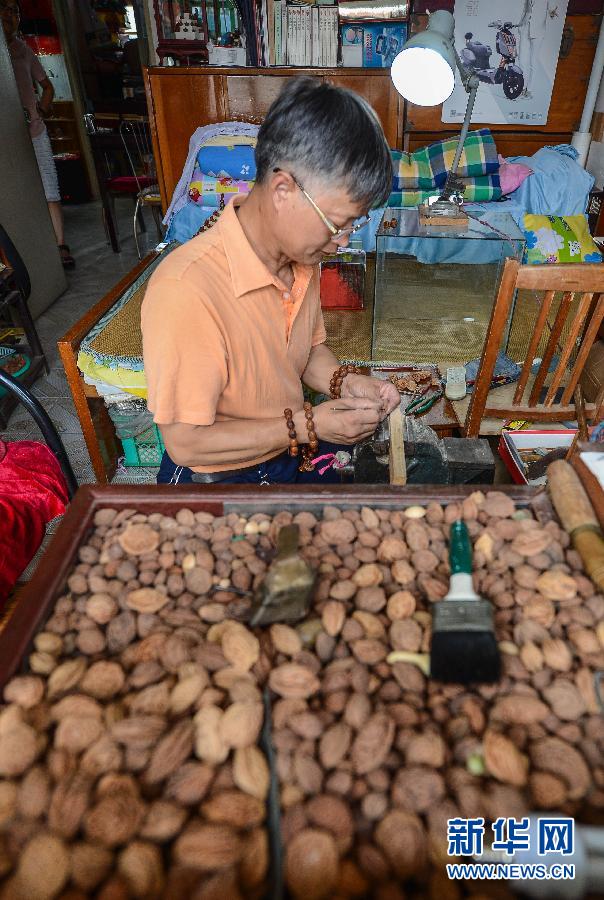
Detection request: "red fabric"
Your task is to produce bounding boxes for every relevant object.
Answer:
[107,175,156,195]
[0,440,68,602]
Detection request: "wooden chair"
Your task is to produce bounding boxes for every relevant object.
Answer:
[464,257,604,436]
[118,119,164,259]
[87,115,162,254]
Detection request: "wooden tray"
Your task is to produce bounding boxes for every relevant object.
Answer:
[0,483,539,689]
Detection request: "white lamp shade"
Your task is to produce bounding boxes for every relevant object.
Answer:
[390,9,457,106]
[391,46,456,106]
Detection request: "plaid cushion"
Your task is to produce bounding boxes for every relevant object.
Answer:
[389,172,502,207]
[392,129,499,191]
[388,189,434,207]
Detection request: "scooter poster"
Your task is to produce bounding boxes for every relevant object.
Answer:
[441,0,569,125]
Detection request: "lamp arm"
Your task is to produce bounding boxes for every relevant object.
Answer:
[453,47,478,92]
[449,68,479,180]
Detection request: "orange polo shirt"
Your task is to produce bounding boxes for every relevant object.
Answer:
[141,196,327,473]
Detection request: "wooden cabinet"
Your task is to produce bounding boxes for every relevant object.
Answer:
[45,99,91,201]
[403,14,601,156]
[144,66,403,210]
[45,100,82,156]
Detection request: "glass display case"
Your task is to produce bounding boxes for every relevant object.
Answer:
[153,0,243,64]
[373,207,525,364]
[153,0,209,63]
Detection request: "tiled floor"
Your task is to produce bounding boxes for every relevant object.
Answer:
[3,199,161,486]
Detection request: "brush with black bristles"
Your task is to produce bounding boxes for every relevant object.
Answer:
[430,520,501,685]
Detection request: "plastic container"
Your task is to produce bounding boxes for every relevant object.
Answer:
[120,424,165,467]
[320,246,366,310]
[0,353,31,397]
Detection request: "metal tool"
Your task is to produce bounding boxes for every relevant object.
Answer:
[351,416,494,485]
[405,389,444,417]
[249,524,315,626]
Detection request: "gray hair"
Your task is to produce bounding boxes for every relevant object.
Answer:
[255,76,392,209]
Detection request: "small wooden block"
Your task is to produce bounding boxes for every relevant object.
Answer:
[419,210,469,229]
[389,407,407,486]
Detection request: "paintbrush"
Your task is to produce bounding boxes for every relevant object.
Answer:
[430,520,501,685]
[248,524,315,626]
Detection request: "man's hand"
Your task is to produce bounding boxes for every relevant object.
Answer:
[311,397,383,445]
[37,77,54,119]
[377,380,401,416]
[341,373,400,416]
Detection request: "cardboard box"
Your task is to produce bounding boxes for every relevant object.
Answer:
[208,46,247,66]
[340,22,407,68]
[499,430,576,485]
[587,189,604,236]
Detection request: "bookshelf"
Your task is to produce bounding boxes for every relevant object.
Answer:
[151,0,409,70]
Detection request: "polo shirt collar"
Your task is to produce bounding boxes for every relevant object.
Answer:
[219,196,312,298]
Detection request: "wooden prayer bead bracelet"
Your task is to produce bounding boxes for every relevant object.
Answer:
[329,364,360,400]
[283,403,319,472]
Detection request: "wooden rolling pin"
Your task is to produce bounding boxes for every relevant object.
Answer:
[548,459,604,592]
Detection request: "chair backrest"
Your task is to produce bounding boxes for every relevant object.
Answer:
[119,118,157,192]
[464,257,604,436]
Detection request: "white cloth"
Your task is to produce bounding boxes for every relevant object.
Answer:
[162,121,259,227]
[31,129,60,203]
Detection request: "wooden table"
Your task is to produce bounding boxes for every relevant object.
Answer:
[58,253,158,483]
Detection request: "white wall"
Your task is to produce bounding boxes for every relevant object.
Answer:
[0,29,66,317]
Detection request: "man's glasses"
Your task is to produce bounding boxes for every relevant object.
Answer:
[273,168,370,240]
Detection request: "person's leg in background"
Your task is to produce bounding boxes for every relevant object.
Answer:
[31,129,74,269]
[48,200,64,245]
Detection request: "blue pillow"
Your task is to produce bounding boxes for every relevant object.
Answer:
[165,204,218,244]
[196,145,256,180]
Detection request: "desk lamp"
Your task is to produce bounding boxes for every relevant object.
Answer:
[390,10,479,225]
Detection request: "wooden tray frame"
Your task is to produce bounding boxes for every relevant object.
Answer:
[0,482,539,688]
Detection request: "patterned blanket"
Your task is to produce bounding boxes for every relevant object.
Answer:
[392,129,500,198]
[389,173,502,207]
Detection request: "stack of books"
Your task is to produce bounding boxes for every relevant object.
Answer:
[233,0,408,68]
[273,2,338,67]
